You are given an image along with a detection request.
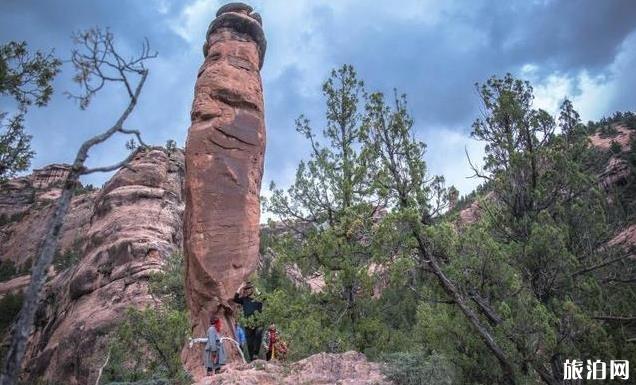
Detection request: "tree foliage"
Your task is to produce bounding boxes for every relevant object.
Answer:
[0,41,61,180]
[101,252,189,384]
[100,308,190,385]
[261,67,636,385]
[265,65,380,342]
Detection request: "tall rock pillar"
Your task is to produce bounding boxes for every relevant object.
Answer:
[183,2,266,372]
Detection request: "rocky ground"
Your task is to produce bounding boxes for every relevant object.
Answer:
[193,352,391,385]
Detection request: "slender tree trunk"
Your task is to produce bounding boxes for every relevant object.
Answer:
[0,171,78,385]
[411,225,518,385]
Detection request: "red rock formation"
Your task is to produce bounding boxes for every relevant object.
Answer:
[608,224,636,251]
[0,148,185,384]
[589,123,633,152]
[183,2,266,375]
[599,156,631,190]
[0,275,31,298]
[31,164,72,189]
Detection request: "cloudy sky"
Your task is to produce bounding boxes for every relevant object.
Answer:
[2,0,636,199]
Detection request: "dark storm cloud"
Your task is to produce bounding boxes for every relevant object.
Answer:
[305,0,636,128]
[1,0,197,185]
[486,0,636,71]
[1,0,635,194]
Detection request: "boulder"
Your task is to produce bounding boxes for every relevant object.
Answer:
[193,351,391,385]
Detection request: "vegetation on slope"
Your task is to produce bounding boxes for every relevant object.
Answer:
[256,66,636,384]
[99,252,190,385]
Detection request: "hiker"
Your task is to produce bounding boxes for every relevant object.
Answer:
[235,322,248,360]
[232,281,263,361]
[204,316,226,375]
[262,323,287,361]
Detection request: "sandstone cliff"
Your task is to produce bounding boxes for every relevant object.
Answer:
[0,148,185,384]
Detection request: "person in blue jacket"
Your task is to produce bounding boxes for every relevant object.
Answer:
[235,323,248,360]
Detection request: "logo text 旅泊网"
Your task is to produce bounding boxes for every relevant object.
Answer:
[563,359,629,380]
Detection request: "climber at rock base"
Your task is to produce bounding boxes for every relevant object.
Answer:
[235,322,248,359]
[262,323,287,361]
[263,324,275,361]
[232,281,263,361]
[204,316,226,375]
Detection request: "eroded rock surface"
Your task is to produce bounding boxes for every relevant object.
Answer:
[194,351,391,385]
[183,2,266,375]
[589,124,633,152]
[0,148,185,385]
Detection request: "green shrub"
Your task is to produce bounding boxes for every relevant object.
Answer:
[382,351,456,385]
[100,308,190,385]
[0,292,23,336]
[101,252,189,384]
[599,124,619,138]
[610,140,623,154]
[149,252,185,311]
[53,238,83,271]
[73,183,97,195]
[0,211,27,227]
[0,260,18,282]
[165,139,177,153]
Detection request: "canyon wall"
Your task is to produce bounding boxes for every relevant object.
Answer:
[0,148,185,384]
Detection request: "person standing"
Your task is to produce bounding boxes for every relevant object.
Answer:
[262,324,277,361]
[235,323,248,360]
[232,282,263,361]
[204,316,226,375]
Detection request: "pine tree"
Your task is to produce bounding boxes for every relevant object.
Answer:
[0,41,61,180]
[265,65,379,346]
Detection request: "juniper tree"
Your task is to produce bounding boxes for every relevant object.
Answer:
[362,90,519,384]
[0,42,61,180]
[461,74,635,384]
[265,65,380,343]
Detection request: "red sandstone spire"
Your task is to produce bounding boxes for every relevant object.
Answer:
[182,2,267,376]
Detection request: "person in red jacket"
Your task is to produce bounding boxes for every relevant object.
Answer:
[262,323,277,361]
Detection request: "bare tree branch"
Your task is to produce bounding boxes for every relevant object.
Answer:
[571,252,633,277]
[119,128,147,147]
[81,149,137,175]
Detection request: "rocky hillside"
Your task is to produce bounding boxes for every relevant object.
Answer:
[0,148,185,385]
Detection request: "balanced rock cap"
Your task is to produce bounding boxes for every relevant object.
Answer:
[203,2,266,69]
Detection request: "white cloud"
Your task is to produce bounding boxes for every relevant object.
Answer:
[421,126,486,197]
[531,71,576,115]
[169,0,220,45]
[518,30,636,123]
[153,0,171,15]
